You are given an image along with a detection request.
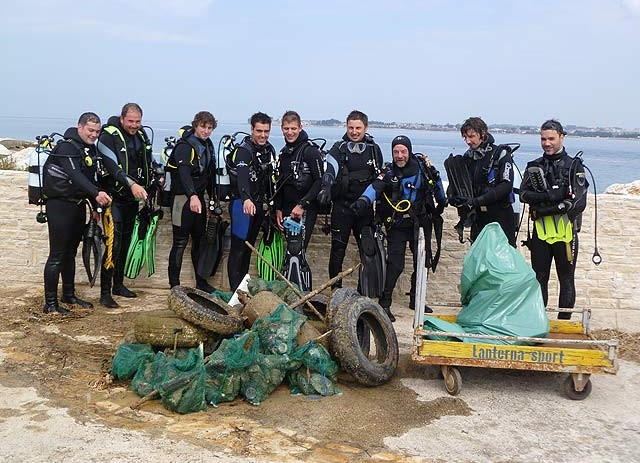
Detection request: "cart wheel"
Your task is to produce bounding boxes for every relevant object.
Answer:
[563,375,592,400]
[442,366,462,396]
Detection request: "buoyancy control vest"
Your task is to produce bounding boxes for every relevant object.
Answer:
[464,140,516,208]
[227,136,276,202]
[42,137,99,201]
[376,155,445,226]
[524,150,589,234]
[97,120,152,200]
[166,127,215,197]
[331,135,383,202]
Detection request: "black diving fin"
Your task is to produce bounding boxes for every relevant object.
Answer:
[281,215,312,292]
[358,224,386,298]
[196,210,229,279]
[444,154,475,242]
[82,215,103,287]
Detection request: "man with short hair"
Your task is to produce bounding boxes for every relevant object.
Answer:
[450,117,516,246]
[97,103,153,307]
[520,120,588,319]
[318,110,384,291]
[42,112,112,314]
[168,111,217,291]
[351,135,446,320]
[274,111,324,291]
[227,112,277,290]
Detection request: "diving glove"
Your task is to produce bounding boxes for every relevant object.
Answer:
[350,197,371,216]
[317,172,335,205]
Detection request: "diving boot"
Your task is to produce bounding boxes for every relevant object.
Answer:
[61,294,94,309]
[100,294,119,308]
[113,284,137,298]
[100,279,119,308]
[196,278,216,294]
[379,303,396,323]
[43,292,70,315]
[409,299,433,314]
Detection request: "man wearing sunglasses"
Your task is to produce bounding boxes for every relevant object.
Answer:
[318,110,384,290]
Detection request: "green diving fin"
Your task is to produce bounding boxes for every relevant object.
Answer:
[281,215,312,292]
[358,224,386,298]
[124,206,150,279]
[257,223,285,281]
[144,208,163,277]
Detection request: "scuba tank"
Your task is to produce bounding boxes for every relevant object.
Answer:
[28,133,62,206]
[28,133,64,223]
[159,135,176,204]
[217,131,250,201]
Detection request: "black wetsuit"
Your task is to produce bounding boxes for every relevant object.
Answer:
[360,156,446,309]
[520,148,588,318]
[97,116,153,298]
[325,134,383,286]
[453,134,516,246]
[42,128,102,309]
[227,136,276,290]
[274,130,324,246]
[167,130,215,289]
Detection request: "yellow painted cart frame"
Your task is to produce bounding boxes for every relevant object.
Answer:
[412,232,618,400]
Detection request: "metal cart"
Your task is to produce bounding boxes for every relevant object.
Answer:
[412,233,618,400]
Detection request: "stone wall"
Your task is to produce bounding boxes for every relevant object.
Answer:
[1,170,638,311]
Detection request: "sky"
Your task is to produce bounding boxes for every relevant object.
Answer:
[0,0,639,129]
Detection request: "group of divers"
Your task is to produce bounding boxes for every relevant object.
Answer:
[31,104,593,323]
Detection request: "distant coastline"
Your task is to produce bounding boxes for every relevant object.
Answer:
[299,119,640,141]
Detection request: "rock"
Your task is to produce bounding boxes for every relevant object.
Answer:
[11,147,33,171]
[605,181,640,195]
[0,139,35,150]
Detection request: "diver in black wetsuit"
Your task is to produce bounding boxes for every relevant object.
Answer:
[352,135,447,321]
[227,112,276,290]
[42,112,112,314]
[96,103,153,307]
[274,111,324,291]
[520,119,588,320]
[450,117,516,246]
[317,110,383,290]
[167,111,217,292]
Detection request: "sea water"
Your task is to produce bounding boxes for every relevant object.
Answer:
[2,116,638,193]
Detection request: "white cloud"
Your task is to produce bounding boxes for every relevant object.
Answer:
[622,0,640,15]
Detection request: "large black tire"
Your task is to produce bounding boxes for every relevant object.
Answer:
[168,286,243,335]
[134,309,212,348]
[327,287,360,325]
[329,296,399,386]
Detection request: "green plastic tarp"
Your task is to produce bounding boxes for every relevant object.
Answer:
[426,222,548,345]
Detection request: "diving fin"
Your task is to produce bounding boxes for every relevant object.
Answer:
[444,154,475,242]
[444,154,473,200]
[196,213,222,279]
[82,217,103,287]
[257,222,285,281]
[358,224,386,298]
[282,215,312,292]
[124,206,150,279]
[144,208,163,277]
[431,214,444,272]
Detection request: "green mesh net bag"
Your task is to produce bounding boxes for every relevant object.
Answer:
[131,347,207,414]
[240,353,291,405]
[252,303,306,356]
[247,278,300,304]
[111,343,155,380]
[287,342,340,396]
[204,331,259,405]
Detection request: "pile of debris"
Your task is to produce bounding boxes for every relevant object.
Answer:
[111,278,399,414]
